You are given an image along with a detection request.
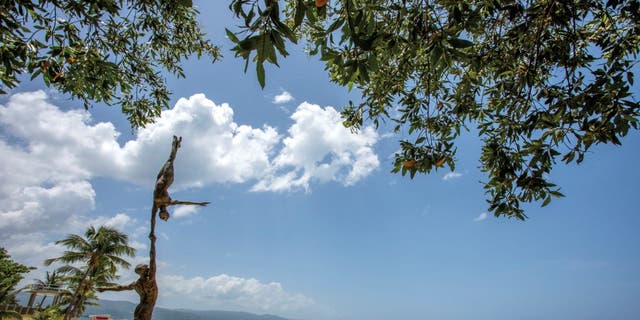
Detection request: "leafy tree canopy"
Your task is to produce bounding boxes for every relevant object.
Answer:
[0,0,220,127]
[2,1,639,219]
[0,247,35,304]
[228,0,640,219]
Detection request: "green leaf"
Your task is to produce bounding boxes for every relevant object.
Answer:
[431,46,443,64]
[273,19,297,43]
[549,190,564,198]
[541,196,551,207]
[177,0,193,7]
[256,62,265,88]
[294,0,306,28]
[30,69,42,80]
[449,38,473,48]
[226,28,240,43]
[327,18,345,33]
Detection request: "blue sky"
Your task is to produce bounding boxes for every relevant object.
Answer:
[2,2,640,320]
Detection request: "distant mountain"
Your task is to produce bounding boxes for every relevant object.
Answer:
[84,300,294,320]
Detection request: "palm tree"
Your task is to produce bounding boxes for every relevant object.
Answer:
[44,226,135,320]
[33,270,63,308]
[55,264,118,317]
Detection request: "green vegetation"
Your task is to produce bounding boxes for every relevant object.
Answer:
[228,0,640,218]
[2,1,638,217]
[1,248,33,304]
[44,226,135,320]
[0,0,220,127]
[0,247,34,319]
[32,270,63,308]
[32,305,65,320]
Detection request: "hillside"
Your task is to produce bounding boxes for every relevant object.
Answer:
[84,300,294,320]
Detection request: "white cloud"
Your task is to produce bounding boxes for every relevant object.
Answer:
[253,102,379,192]
[0,180,96,234]
[474,212,488,221]
[1,91,378,195]
[380,132,395,139]
[0,91,125,181]
[0,92,379,308]
[101,94,279,188]
[129,240,148,251]
[92,213,134,230]
[273,91,294,104]
[2,233,62,269]
[172,205,200,218]
[443,172,463,181]
[159,273,313,314]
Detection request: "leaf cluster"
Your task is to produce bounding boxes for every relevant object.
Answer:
[228,0,640,219]
[33,305,65,320]
[227,0,304,87]
[0,247,35,305]
[1,0,220,128]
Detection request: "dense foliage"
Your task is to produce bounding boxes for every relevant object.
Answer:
[44,226,135,320]
[0,0,220,127]
[0,248,33,320]
[0,247,34,304]
[2,1,638,218]
[228,0,640,218]
[32,305,65,320]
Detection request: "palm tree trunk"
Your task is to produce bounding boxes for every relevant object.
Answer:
[65,266,93,320]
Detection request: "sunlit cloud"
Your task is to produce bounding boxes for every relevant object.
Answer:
[173,205,200,218]
[273,90,294,104]
[474,212,488,221]
[252,102,379,192]
[0,91,379,294]
[160,273,314,314]
[443,172,463,181]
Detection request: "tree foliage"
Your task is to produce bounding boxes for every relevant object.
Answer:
[2,1,638,219]
[228,0,640,219]
[33,270,64,307]
[0,0,220,127]
[44,226,135,320]
[33,305,65,320]
[0,247,34,305]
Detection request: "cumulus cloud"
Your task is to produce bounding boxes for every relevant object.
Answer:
[0,92,134,253]
[0,91,379,306]
[160,273,313,314]
[0,180,96,234]
[87,213,135,231]
[474,212,488,221]
[172,205,200,218]
[119,94,281,188]
[443,172,463,181]
[2,233,63,269]
[273,91,294,104]
[253,102,379,192]
[1,92,378,194]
